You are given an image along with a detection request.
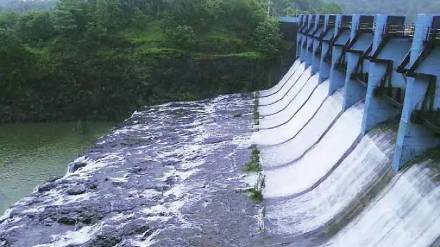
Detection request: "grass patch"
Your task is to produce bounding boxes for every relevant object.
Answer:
[248,173,265,203]
[253,92,260,126]
[244,145,261,172]
[243,145,265,203]
[249,188,263,202]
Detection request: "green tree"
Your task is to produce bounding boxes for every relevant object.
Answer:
[17,12,55,42]
[252,18,281,57]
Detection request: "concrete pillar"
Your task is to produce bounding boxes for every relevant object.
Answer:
[305,15,316,66]
[392,15,440,171]
[361,15,399,134]
[311,15,325,74]
[300,15,310,62]
[343,15,363,110]
[392,77,439,171]
[319,41,332,82]
[361,62,396,134]
[319,15,336,83]
[329,15,352,95]
[296,15,304,58]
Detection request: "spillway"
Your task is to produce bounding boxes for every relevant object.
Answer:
[260,60,301,97]
[324,160,440,247]
[259,87,342,160]
[265,127,396,236]
[260,73,320,124]
[253,76,325,145]
[253,12,440,247]
[259,67,310,114]
[259,63,306,106]
[263,101,364,198]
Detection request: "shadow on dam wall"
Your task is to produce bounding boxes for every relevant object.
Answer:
[253,13,440,246]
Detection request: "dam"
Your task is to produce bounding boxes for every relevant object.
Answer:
[258,13,440,246]
[0,14,440,247]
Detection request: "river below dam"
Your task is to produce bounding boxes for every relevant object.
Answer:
[0,60,439,246]
[0,122,114,214]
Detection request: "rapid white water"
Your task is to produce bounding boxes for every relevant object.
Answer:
[260,60,301,97]
[258,74,322,130]
[263,102,364,198]
[262,90,343,164]
[265,128,396,235]
[259,63,307,106]
[259,68,312,115]
[324,160,440,247]
[259,88,342,162]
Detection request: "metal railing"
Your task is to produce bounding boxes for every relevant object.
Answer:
[426,28,440,43]
[359,22,375,33]
[383,24,415,38]
[341,22,352,30]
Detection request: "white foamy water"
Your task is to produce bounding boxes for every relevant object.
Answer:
[258,74,322,130]
[259,63,307,106]
[260,60,301,96]
[263,102,364,198]
[266,128,395,235]
[258,69,312,117]
[260,89,342,164]
[324,161,440,247]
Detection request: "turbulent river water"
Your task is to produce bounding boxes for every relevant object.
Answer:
[0,59,439,247]
[0,96,265,246]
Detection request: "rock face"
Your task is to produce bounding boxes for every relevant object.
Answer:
[0,94,262,246]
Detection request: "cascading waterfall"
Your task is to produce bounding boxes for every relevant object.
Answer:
[259,64,308,108]
[323,160,440,247]
[258,84,340,152]
[265,127,396,236]
[263,101,364,198]
[259,69,313,116]
[255,58,440,247]
[258,74,321,129]
[260,60,301,97]
[253,76,324,145]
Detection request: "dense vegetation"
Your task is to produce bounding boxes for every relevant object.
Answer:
[270,0,342,16]
[0,0,340,123]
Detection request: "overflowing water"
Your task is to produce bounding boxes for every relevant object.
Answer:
[259,67,311,115]
[324,160,440,247]
[263,102,363,198]
[258,77,326,130]
[265,127,396,236]
[260,60,301,97]
[258,85,340,153]
[1,58,439,246]
[256,59,440,247]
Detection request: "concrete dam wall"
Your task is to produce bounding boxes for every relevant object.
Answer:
[0,13,440,247]
[254,14,440,246]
